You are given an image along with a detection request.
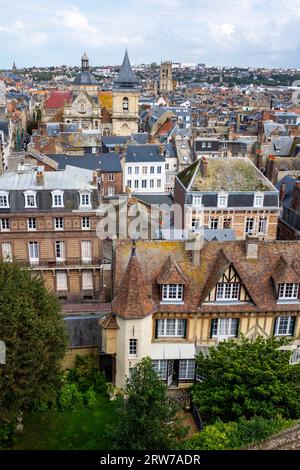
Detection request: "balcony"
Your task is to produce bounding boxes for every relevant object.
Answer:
[17,258,109,271]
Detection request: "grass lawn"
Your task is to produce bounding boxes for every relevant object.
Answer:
[13,394,120,450]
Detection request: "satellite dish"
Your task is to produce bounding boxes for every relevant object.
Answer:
[0,340,6,365]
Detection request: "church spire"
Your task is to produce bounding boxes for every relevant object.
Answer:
[81,52,89,72]
[114,49,139,89]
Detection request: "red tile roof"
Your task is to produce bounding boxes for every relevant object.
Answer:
[44,90,72,109]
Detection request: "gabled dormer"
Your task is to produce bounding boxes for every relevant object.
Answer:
[271,256,300,303]
[201,249,253,304]
[157,254,188,304]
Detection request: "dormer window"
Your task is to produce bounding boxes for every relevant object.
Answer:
[216,282,240,301]
[192,195,202,207]
[218,193,228,208]
[79,191,92,208]
[162,284,183,302]
[0,191,9,208]
[51,190,64,208]
[24,190,37,208]
[278,283,299,300]
[254,192,264,208]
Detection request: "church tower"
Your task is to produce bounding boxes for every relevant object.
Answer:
[112,50,140,136]
[159,61,173,93]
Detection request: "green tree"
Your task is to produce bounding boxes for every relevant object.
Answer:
[0,262,68,423]
[111,357,185,450]
[192,336,300,423]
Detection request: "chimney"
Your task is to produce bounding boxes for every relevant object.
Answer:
[200,157,208,178]
[159,144,165,156]
[246,236,258,259]
[292,182,300,212]
[255,149,263,171]
[36,168,44,186]
[279,182,286,201]
[265,155,277,183]
[92,170,97,185]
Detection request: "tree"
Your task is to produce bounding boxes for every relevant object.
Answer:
[192,336,300,423]
[0,262,68,423]
[111,357,185,450]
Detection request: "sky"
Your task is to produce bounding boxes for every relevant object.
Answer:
[0,0,300,69]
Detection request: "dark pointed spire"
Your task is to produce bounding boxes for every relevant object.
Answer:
[114,50,139,89]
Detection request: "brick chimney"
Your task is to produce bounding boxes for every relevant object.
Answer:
[246,236,258,259]
[292,182,300,212]
[159,144,165,156]
[92,170,97,185]
[265,155,277,184]
[279,182,286,201]
[200,157,208,178]
[255,149,263,171]
[36,168,44,186]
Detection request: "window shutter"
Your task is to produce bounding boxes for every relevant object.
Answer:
[289,317,296,336]
[155,320,158,339]
[184,319,187,338]
[210,319,217,338]
[273,317,279,336]
[233,318,240,337]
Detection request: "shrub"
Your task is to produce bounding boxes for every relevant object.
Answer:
[84,388,97,408]
[0,421,16,448]
[58,383,84,411]
[188,420,235,450]
[65,355,107,395]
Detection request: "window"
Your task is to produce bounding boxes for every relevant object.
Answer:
[245,217,255,235]
[274,316,296,336]
[80,103,85,113]
[142,180,147,189]
[162,284,183,302]
[192,218,200,230]
[157,179,161,188]
[258,217,267,234]
[1,219,9,231]
[157,166,162,174]
[123,97,129,110]
[82,270,93,290]
[278,283,299,300]
[80,192,91,208]
[156,319,186,337]
[81,240,92,263]
[223,217,231,229]
[28,241,39,264]
[150,166,155,174]
[142,166,147,175]
[0,191,9,208]
[54,217,64,230]
[135,166,139,175]
[28,218,36,231]
[55,241,65,262]
[216,283,240,301]
[202,142,206,148]
[223,143,228,149]
[179,360,195,380]
[218,193,228,208]
[108,173,114,181]
[24,191,37,208]
[254,193,264,208]
[210,218,219,230]
[134,180,139,189]
[82,216,90,230]
[51,190,64,208]
[165,163,169,171]
[129,339,138,357]
[192,195,202,207]
[152,360,167,379]
[2,242,12,262]
[127,166,132,175]
[127,180,132,189]
[211,318,239,339]
[108,186,115,196]
[56,271,67,291]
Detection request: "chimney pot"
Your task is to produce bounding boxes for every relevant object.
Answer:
[201,157,208,178]
[36,169,44,186]
[246,236,258,259]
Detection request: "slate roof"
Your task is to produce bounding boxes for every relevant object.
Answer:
[113,239,300,318]
[133,193,174,207]
[125,144,166,163]
[276,175,300,208]
[114,50,139,89]
[44,91,72,109]
[49,153,122,172]
[74,71,98,85]
[65,315,104,348]
[0,121,9,137]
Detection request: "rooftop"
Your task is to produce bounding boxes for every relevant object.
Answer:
[178,157,274,192]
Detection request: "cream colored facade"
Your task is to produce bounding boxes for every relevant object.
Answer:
[112,90,139,136]
[63,91,101,130]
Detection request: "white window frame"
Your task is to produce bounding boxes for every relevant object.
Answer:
[24,190,37,208]
[0,191,9,208]
[2,242,12,262]
[211,318,239,339]
[157,318,186,337]
[56,271,68,291]
[0,218,10,232]
[28,218,37,231]
[129,338,138,357]
[81,216,90,230]
[127,166,132,175]
[192,195,202,207]
[127,180,132,189]
[108,186,115,196]
[51,190,64,208]
[216,283,240,301]
[210,218,219,230]
[55,240,65,262]
[82,270,93,290]
[278,283,299,300]
[108,173,114,182]
[245,217,255,235]
[54,217,64,231]
[79,191,92,208]
[218,193,228,208]
[152,360,167,380]
[28,241,39,264]
[81,240,92,264]
[254,192,264,208]
[157,166,162,174]
[157,179,161,188]
[274,316,295,336]
[162,284,184,302]
[179,360,195,380]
